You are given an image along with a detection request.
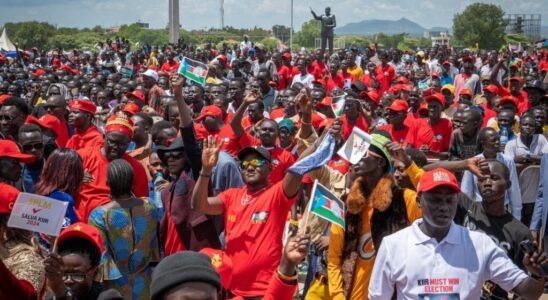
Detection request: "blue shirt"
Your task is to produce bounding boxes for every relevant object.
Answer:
[460,152,522,220]
[22,161,43,193]
[48,191,79,226]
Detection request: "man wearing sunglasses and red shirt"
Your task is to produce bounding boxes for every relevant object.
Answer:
[192,135,316,299]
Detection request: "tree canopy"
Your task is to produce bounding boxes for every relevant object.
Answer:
[453,3,508,49]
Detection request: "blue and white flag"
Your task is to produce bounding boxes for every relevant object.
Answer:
[287,134,336,176]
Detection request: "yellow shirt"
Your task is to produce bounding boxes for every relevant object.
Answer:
[347,65,364,82]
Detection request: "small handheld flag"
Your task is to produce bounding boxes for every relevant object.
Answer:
[331,94,347,117]
[178,57,209,86]
[309,180,345,229]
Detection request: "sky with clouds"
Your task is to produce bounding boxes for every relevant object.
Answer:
[0,0,545,31]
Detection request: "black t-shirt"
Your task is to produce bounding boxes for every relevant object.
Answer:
[456,194,532,299]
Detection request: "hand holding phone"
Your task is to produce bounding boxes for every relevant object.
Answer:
[519,240,548,277]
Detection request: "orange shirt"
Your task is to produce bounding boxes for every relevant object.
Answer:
[218,182,296,297]
[377,124,409,145]
[404,118,453,152]
[76,146,149,221]
[66,125,103,151]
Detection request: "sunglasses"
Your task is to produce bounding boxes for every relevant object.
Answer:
[62,272,88,283]
[164,151,184,160]
[240,159,266,169]
[0,114,21,122]
[20,142,44,152]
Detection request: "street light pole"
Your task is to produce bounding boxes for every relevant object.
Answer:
[290,0,293,51]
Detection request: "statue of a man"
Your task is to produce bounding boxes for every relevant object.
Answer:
[311,6,336,57]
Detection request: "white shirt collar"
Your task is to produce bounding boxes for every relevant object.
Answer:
[410,219,462,246]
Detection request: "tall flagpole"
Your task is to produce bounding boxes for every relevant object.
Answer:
[290,0,293,51]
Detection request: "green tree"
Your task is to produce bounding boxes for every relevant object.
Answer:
[376,33,407,49]
[294,19,320,48]
[259,37,280,51]
[504,33,531,46]
[3,21,56,49]
[453,3,507,49]
[272,25,291,44]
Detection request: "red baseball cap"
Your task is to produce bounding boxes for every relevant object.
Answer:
[0,140,36,163]
[399,84,412,92]
[417,168,461,193]
[483,84,498,94]
[509,76,523,83]
[33,69,46,77]
[500,95,518,108]
[200,248,233,289]
[126,90,146,104]
[425,93,446,107]
[462,56,474,63]
[195,105,223,122]
[395,76,409,84]
[58,222,105,254]
[25,115,54,131]
[387,99,409,112]
[282,52,292,60]
[0,182,19,214]
[68,99,97,115]
[418,102,429,113]
[365,91,380,105]
[431,72,440,79]
[459,89,473,97]
[442,61,451,66]
[122,102,140,116]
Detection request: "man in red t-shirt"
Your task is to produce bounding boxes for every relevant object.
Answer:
[273,52,291,90]
[66,99,103,151]
[192,139,313,298]
[375,51,396,95]
[193,105,242,157]
[340,92,370,139]
[76,114,148,221]
[490,58,530,115]
[231,95,296,185]
[405,93,453,158]
[377,99,409,145]
[159,53,180,76]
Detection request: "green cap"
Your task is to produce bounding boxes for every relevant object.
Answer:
[369,133,393,173]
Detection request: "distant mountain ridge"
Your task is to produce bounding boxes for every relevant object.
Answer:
[335,17,450,36]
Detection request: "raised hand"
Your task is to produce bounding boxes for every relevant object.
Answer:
[296,87,312,114]
[201,135,225,170]
[243,89,260,105]
[170,75,186,96]
[386,141,412,168]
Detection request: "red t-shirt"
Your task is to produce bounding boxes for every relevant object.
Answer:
[405,118,453,152]
[160,61,180,74]
[360,73,373,88]
[340,114,370,140]
[163,209,187,256]
[270,108,285,120]
[312,61,328,80]
[218,182,296,297]
[194,123,243,157]
[377,124,409,145]
[276,65,291,90]
[481,103,497,128]
[66,125,104,151]
[76,146,148,221]
[375,65,395,95]
[325,73,345,94]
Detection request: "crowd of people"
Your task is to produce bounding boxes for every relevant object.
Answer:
[0,32,548,300]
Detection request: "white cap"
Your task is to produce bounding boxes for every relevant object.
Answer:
[142,69,159,82]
